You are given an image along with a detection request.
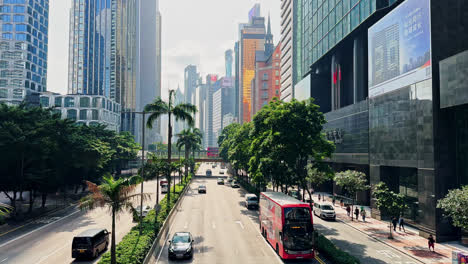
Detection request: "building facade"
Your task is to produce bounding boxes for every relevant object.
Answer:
[39,92,121,132]
[213,77,235,145]
[252,43,281,117]
[0,0,49,105]
[280,0,294,101]
[297,0,468,241]
[225,49,233,78]
[237,5,266,123]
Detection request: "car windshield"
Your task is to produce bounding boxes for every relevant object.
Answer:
[173,235,191,243]
[321,205,334,210]
[199,185,206,188]
[248,197,258,201]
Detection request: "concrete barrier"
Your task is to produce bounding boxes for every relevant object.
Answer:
[143,179,192,264]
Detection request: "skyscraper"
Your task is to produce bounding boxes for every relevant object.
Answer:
[237,5,266,123]
[184,65,198,105]
[225,50,233,77]
[280,0,294,102]
[0,0,49,105]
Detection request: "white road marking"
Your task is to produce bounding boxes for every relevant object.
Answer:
[212,221,216,229]
[235,221,244,229]
[0,210,81,249]
[183,221,188,229]
[0,258,8,263]
[36,242,70,264]
[156,200,186,263]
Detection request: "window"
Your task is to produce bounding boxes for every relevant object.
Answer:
[92,109,99,120]
[2,33,12,40]
[39,96,49,107]
[276,80,279,85]
[80,97,90,107]
[15,33,26,41]
[1,15,11,22]
[262,82,268,90]
[2,24,12,31]
[79,109,87,120]
[13,6,25,13]
[13,14,24,22]
[67,109,77,120]
[263,73,268,80]
[1,6,11,13]
[64,97,75,107]
[15,24,26,31]
[275,70,279,76]
[54,97,62,107]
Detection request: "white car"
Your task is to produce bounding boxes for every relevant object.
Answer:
[313,202,336,220]
[136,205,151,217]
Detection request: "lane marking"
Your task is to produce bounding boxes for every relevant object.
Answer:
[36,242,70,264]
[235,221,244,229]
[0,210,80,249]
[0,258,8,263]
[316,255,326,264]
[183,221,188,229]
[212,221,216,229]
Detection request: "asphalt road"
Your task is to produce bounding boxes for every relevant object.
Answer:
[0,175,183,264]
[314,213,419,264]
[154,163,319,264]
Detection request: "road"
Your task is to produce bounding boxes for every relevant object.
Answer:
[155,163,319,264]
[313,210,419,264]
[0,174,183,264]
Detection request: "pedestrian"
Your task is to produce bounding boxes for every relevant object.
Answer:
[360,208,366,222]
[318,194,321,201]
[340,199,344,207]
[399,216,406,232]
[354,207,360,221]
[428,234,435,252]
[332,197,336,205]
[346,205,351,217]
[392,216,398,231]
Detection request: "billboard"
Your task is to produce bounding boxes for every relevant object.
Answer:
[368,0,432,98]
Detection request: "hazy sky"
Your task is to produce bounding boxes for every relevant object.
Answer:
[47,0,281,99]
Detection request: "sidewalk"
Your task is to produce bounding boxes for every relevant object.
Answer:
[313,192,457,264]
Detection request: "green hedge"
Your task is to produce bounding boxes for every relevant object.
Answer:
[98,174,192,264]
[237,177,260,196]
[316,233,360,264]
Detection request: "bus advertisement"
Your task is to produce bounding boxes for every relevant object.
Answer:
[259,192,314,260]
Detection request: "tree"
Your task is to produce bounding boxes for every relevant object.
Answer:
[218,123,241,162]
[144,90,197,209]
[176,128,202,179]
[304,164,334,205]
[437,185,468,230]
[373,182,408,239]
[228,122,253,179]
[334,170,370,220]
[79,175,146,264]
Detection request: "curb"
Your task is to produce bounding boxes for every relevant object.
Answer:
[143,177,192,264]
[336,217,426,264]
[0,202,78,238]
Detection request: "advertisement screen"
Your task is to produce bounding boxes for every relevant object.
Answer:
[368,0,432,98]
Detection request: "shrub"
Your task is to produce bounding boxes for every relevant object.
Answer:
[98,174,191,264]
[316,233,360,264]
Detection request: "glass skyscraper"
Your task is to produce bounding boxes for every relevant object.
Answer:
[0,0,49,105]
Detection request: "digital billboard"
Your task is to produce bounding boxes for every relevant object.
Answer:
[368,0,432,98]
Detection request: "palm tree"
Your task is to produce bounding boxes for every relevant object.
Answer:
[176,128,202,179]
[144,90,197,209]
[79,175,146,264]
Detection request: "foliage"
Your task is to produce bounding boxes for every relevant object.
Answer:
[316,233,360,264]
[437,185,468,230]
[176,128,202,179]
[0,103,140,215]
[334,170,370,220]
[98,173,192,264]
[373,182,408,218]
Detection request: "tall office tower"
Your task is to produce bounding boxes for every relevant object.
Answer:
[184,65,198,105]
[0,0,49,105]
[135,0,162,148]
[204,74,218,147]
[237,5,266,123]
[225,50,233,77]
[280,0,295,102]
[213,77,235,146]
[195,77,206,146]
[234,41,240,119]
[172,85,184,141]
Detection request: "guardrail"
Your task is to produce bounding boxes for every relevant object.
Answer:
[143,178,192,264]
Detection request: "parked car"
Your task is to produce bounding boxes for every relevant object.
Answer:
[168,232,194,260]
[231,181,240,188]
[198,185,207,193]
[245,194,259,209]
[72,229,109,259]
[133,205,151,221]
[288,189,302,200]
[206,169,212,177]
[313,202,336,220]
[219,170,225,175]
[217,178,224,185]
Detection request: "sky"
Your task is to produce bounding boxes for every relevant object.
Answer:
[47,0,281,99]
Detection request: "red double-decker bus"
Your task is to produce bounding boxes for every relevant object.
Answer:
[259,192,314,260]
[206,147,219,157]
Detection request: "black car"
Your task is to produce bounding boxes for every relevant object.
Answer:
[217,178,224,185]
[168,232,194,260]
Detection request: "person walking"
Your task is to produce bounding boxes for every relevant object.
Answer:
[399,216,406,232]
[346,205,351,217]
[340,199,344,207]
[360,207,366,222]
[318,194,321,201]
[332,197,336,205]
[428,234,435,252]
[392,216,398,231]
[354,207,360,221]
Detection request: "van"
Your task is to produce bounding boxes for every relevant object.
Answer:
[245,194,258,209]
[72,229,109,259]
[313,202,336,220]
[161,183,168,193]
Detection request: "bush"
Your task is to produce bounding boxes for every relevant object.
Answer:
[98,173,192,264]
[237,177,260,196]
[316,233,360,264]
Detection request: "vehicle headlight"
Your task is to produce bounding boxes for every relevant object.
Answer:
[169,247,174,252]
[186,247,192,252]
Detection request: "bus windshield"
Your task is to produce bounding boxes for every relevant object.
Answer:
[283,207,313,251]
